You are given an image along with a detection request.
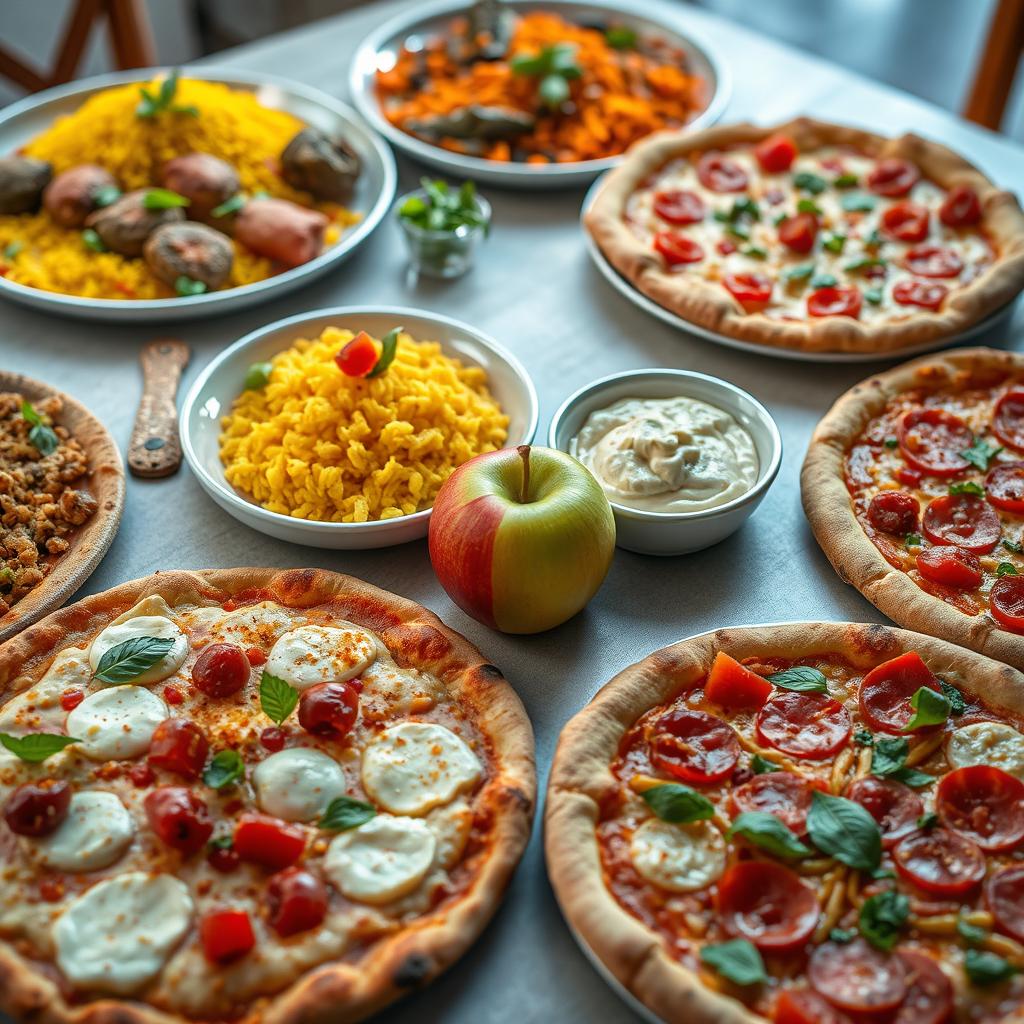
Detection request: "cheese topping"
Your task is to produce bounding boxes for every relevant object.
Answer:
[88,615,189,684]
[66,685,168,761]
[54,873,193,994]
[35,790,134,871]
[629,818,727,892]
[0,647,90,735]
[946,722,1024,780]
[572,396,759,513]
[252,747,347,822]
[265,624,378,690]
[425,798,474,870]
[361,721,482,816]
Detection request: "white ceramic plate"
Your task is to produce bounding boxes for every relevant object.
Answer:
[0,68,396,322]
[349,0,729,190]
[581,176,1020,363]
[181,306,538,548]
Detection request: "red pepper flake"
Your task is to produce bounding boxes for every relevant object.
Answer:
[260,726,286,752]
[164,685,184,706]
[39,878,65,902]
[246,647,267,667]
[129,762,155,788]
[60,689,85,712]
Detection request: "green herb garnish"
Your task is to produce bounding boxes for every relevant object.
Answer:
[834,173,859,188]
[136,69,199,119]
[859,890,909,951]
[797,198,822,216]
[727,811,811,859]
[939,680,966,716]
[841,193,877,213]
[957,915,989,946]
[950,480,984,496]
[960,438,1002,471]
[905,533,922,548]
[767,666,828,693]
[366,326,402,379]
[918,811,939,830]
[965,949,1019,986]
[259,671,299,725]
[510,44,581,109]
[82,228,106,252]
[93,636,175,684]
[604,26,637,49]
[830,927,857,944]
[0,733,81,763]
[749,754,776,774]
[3,240,23,261]
[865,287,884,305]
[807,791,882,871]
[855,728,875,745]
[794,171,827,194]
[20,401,59,456]
[211,193,246,219]
[782,263,814,283]
[810,273,838,289]
[93,184,121,208]
[997,562,1019,577]
[320,796,376,831]
[823,234,846,254]
[244,361,273,390]
[700,940,767,986]
[642,783,714,824]
[1004,538,1024,555]
[870,737,934,788]
[399,178,489,235]
[845,257,886,274]
[203,750,244,789]
[902,685,950,732]
[143,188,189,210]
[742,246,768,260]
[174,276,206,297]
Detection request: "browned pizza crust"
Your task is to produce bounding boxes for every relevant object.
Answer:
[585,117,1024,354]
[0,568,536,1024]
[544,621,1024,1024]
[801,346,1024,668]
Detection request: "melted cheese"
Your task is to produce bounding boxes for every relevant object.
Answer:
[947,722,1024,780]
[88,615,189,684]
[66,685,168,761]
[425,798,473,870]
[34,790,134,871]
[252,747,347,822]
[265,624,377,691]
[202,602,298,647]
[629,818,727,892]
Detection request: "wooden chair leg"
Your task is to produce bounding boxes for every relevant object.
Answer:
[964,0,1024,130]
[51,0,105,84]
[0,46,47,91]
[106,0,157,69]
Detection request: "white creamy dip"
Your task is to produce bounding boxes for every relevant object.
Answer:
[571,396,759,513]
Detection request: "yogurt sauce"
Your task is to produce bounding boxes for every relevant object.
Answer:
[571,396,759,513]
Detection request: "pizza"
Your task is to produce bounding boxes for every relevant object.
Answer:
[0,568,535,1024]
[584,118,1024,355]
[802,347,1024,670]
[545,622,1024,1024]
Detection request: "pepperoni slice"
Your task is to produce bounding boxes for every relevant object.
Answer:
[755,134,798,173]
[991,574,1024,633]
[807,286,862,319]
[893,279,948,311]
[993,388,1024,451]
[774,989,853,1024]
[716,861,819,953]
[654,231,705,266]
[893,827,986,897]
[756,691,852,760]
[881,202,930,243]
[778,212,818,254]
[937,765,1024,852]
[903,245,963,279]
[916,546,983,590]
[893,951,955,1024]
[939,185,982,228]
[922,493,1001,553]
[648,708,740,785]
[858,651,942,734]
[986,461,1024,513]
[730,771,823,835]
[808,939,909,1013]
[847,776,924,848]
[697,153,748,193]
[723,272,773,311]
[867,158,920,197]
[867,491,919,535]
[897,408,972,477]
[653,189,705,225]
[986,864,1024,944]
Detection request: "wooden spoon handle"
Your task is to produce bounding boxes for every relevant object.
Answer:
[128,339,191,479]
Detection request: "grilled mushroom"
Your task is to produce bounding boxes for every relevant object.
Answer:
[406,105,535,141]
[84,189,185,257]
[0,157,52,214]
[143,222,233,291]
[159,153,239,224]
[280,128,360,204]
[43,165,118,228]
[234,197,327,268]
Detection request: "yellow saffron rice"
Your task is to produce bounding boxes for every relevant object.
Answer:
[0,78,356,299]
[219,327,509,522]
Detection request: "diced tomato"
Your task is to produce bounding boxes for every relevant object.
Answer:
[993,388,1024,451]
[717,239,738,256]
[59,688,84,712]
[208,844,241,873]
[717,861,818,953]
[163,685,184,706]
[991,574,1024,633]
[807,286,862,319]
[858,652,942,734]
[129,762,155,788]
[730,771,823,835]
[897,467,923,488]
[260,726,287,752]
[148,718,209,779]
[986,461,1024,513]
[755,134,798,173]
[648,708,740,785]
[893,279,948,311]
[3,780,71,837]
[903,245,963,279]
[936,765,1024,851]
[200,908,255,964]
[916,545,983,590]
[145,786,213,856]
[892,951,954,1024]
[922,493,1001,553]
[774,989,853,1024]
[246,647,268,667]
[778,212,818,254]
[881,202,930,243]
[704,652,772,709]
[847,776,923,848]
[723,272,773,311]
[234,814,306,870]
[755,691,851,760]
[334,331,378,377]
[808,939,908,1013]
[897,408,972,477]
[939,185,982,228]
[298,681,359,740]
[653,231,705,266]
[893,827,986,897]
[267,867,329,936]
[192,643,251,698]
[867,158,920,197]
[653,189,705,225]
[696,153,748,192]
[986,864,1024,943]
[866,491,919,535]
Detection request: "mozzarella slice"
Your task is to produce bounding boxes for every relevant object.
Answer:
[54,872,192,994]
[0,647,91,735]
[35,790,134,872]
[324,814,436,904]
[426,798,473,870]
[252,747,346,822]
[361,721,482,816]
[265,624,377,691]
[66,685,168,761]
[947,722,1024,780]
[630,819,727,893]
[89,615,188,684]
[208,602,297,647]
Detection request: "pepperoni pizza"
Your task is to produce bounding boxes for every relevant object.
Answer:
[545,622,1024,1024]
[0,569,535,1024]
[585,118,1024,355]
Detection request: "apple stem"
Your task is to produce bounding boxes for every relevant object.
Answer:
[517,444,531,504]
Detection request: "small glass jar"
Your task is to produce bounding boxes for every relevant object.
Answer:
[396,190,491,279]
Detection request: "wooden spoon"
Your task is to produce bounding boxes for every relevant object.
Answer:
[128,339,190,479]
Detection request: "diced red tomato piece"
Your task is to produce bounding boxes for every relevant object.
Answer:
[903,245,963,279]
[755,691,851,760]
[858,652,942,734]
[148,718,209,779]
[915,545,983,590]
[897,408,972,477]
[774,989,853,1024]
[881,202,930,243]
[234,814,306,870]
[717,238,738,255]
[200,908,255,964]
[808,939,908,1013]
[298,681,359,740]
[648,708,740,785]
[163,685,184,706]
[847,776,923,848]
[59,689,84,712]
[334,331,378,377]
[893,827,986,897]
[807,287,862,319]
[3,780,71,837]
[867,491,919,535]
[145,786,213,856]
[867,158,920,197]
[704,652,772,709]
[939,185,982,228]
[267,867,329,936]
[192,643,250,698]
[730,771,823,835]
[716,861,818,953]
[993,388,1024,451]
[922,493,1001,553]
[260,726,286,752]
[936,765,1024,851]
[897,466,923,488]
[653,231,705,266]
[207,844,241,873]
[246,647,267,667]
[986,461,1024,513]
[129,762,155,788]
[991,574,1024,633]
[755,134,798,173]
[986,864,1024,943]
[892,951,954,1024]
[893,279,948,311]
[723,272,773,311]
[653,189,705,225]
[778,212,818,254]
[696,153,748,192]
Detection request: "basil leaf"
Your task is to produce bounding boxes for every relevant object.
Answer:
[3,240,23,260]
[854,728,875,746]
[823,234,846,254]
[21,402,59,456]
[767,666,828,693]
[726,222,751,241]
[797,198,822,216]
[366,326,401,379]
[700,939,766,986]
[830,927,857,944]
[209,834,233,850]
[865,287,884,305]
[93,635,175,684]
[957,915,989,946]
[211,193,246,219]
[845,257,886,274]
[960,438,1002,471]
[997,562,1019,577]
[642,783,714,824]
[732,197,760,221]
[871,736,910,775]
[807,790,882,871]
[93,184,121,208]
[244,361,273,390]
[858,889,909,951]
[749,754,776,774]
[320,796,376,831]
[841,193,876,212]
[0,732,80,763]
[259,671,299,725]
[605,26,637,49]
[834,173,859,188]
[917,811,939,830]
[810,273,838,289]
[82,227,107,252]
[794,171,827,195]
[727,811,811,859]
[175,275,206,297]
[905,533,922,548]
[143,188,189,210]
[865,228,884,248]
[203,750,244,789]
[965,949,1019,986]
[782,262,814,282]
[902,686,950,732]
[939,680,966,716]
[742,246,768,260]
[950,481,984,496]
[1004,539,1024,555]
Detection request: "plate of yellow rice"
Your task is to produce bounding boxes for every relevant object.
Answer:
[180,306,538,548]
[0,68,395,321]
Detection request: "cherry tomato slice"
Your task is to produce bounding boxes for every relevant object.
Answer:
[867,158,920,197]
[937,765,1024,851]
[807,286,862,319]
[234,814,306,871]
[916,545,983,590]
[148,718,209,779]
[648,708,740,785]
[893,827,986,897]
[939,185,982,228]
[144,786,213,857]
[993,388,1024,451]
[773,989,853,1024]
[755,134,798,173]
[653,189,705,225]
[808,939,909,1013]
[778,212,818,254]
[298,681,359,740]
[3,780,70,837]
[755,691,852,760]
[903,245,963,279]
[200,908,255,964]
[730,771,822,835]
[922,493,1001,554]
[697,153,748,193]
[986,461,1024,513]
[892,951,954,1024]
[867,491,919,535]
[985,864,1024,944]
[847,776,924,848]
[716,861,818,953]
[897,408,973,477]
[881,202,930,243]
[653,231,705,266]
[893,279,948,311]
[334,331,378,378]
[991,574,1024,633]
[723,272,773,312]
[192,643,250,698]
[704,651,772,710]
[858,651,942,734]
[267,866,329,937]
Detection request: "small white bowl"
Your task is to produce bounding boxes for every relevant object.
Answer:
[548,369,782,556]
[181,306,538,548]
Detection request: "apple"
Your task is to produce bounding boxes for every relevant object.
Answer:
[428,444,616,634]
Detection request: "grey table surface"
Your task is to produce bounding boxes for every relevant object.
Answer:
[3,2,1024,1021]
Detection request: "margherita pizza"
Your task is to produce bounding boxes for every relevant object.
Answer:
[0,568,534,1024]
[585,118,1024,355]
[802,347,1024,669]
[545,622,1024,1024]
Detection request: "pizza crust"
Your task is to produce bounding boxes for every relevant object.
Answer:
[585,117,1024,354]
[0,568,536,1024]
[544,621,1024,1024]
[801,346,1024,668]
